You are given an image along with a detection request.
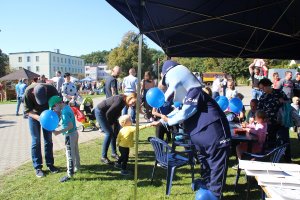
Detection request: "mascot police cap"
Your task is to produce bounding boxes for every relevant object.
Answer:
[162,60,179,86]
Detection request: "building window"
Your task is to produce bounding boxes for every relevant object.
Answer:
[27,56,30,62]
[53,66,56,72]
[68,58,70,64]
[19,67,22,70]
[18,57,22,62]
[65,58,67,63]
[72,60,74,65]
[69,67,71,71]
[53,56,56,62]
[36,66,39,72]
[36,56,39,62]
[75,60,77,65]
[27,66,31,71]
[57,57,59,63]
[61,58,63,63]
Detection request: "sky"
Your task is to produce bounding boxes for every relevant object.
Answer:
[0,0,162,56]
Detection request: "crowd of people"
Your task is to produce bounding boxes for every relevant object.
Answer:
[13,58,300,199]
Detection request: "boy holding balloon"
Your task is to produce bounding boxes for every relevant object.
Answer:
[49,95,80,182]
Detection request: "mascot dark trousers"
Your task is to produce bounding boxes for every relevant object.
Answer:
[190,117,231,199]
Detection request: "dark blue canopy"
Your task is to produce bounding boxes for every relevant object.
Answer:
[106,0,300,59]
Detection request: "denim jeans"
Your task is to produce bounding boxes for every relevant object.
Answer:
[94,107,119,158]
[251,89,262,100]
[28,117,54,169]
[16,97,22,115]
[122,106,136,123]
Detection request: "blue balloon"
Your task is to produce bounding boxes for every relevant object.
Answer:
[215,96,229,111]
[173,101,182,108]
[40,110,59,131]
[229,97,243,113]
[195,188,217,200]
[146,87,165,108]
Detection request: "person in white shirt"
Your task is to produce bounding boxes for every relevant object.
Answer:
[122,68,138,123]
[56,71,64,97]
[226,81,238,100]
[249,58,268,76]
[212,75,221,99]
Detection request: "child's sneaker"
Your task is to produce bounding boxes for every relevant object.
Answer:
[35,169,44,178]
[114,162,122,169]
[121,170,130,176]
[60,176,71,182]
[48,165,59,173]
[101,157,111,164]
[111,154,120,160]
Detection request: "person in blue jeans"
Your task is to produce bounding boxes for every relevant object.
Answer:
[15,79,22,116]
[23,83,60,178]
[19,78,28,118]
[95,93,137,164]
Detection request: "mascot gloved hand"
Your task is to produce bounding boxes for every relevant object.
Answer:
[160,60,231,199]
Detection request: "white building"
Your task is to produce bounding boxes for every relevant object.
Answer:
[9,50,85,79]
[85,64,110,80]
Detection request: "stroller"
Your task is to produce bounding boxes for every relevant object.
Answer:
[70,97,98,132]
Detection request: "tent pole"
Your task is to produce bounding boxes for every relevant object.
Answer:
[134,33,143,200]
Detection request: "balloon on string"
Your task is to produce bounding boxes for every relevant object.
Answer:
[229,97,243,113]
[40,110,59,131]
[195,188,218,200]
[146,87,165,108]
[215,96,229,111]
[173,101,182,108]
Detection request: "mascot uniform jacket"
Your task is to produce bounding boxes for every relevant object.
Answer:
[161,61,231,199]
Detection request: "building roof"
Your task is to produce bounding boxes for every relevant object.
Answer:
[0,68,40,81]
[9,51,83,59]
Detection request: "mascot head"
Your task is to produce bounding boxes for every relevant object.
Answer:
[161,60,202,103]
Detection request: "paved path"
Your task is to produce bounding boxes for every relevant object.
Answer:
[0,86,252,175]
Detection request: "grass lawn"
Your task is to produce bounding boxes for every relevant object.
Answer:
[1,128,300,200]
[0,100,18,105]
[80,94,105,99]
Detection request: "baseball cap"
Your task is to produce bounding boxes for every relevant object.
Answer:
[34,84,47,105]
[48,95,62,109]
[161,60,179,85]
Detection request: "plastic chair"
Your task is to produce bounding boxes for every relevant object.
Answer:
[148,137,195,196]
[234,143,288,199]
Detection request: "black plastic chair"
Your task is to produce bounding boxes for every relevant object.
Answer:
[148,137,195,196]
[234,143,288,199]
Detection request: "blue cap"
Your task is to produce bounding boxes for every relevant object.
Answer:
[161,60,179,85]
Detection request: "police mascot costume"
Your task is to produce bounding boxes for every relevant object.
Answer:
[159,60,231,199]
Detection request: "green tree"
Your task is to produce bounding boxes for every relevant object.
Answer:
[107,31,153,77]
[173,57,207,73]
[217,58,249,80]
[0,49,9,77]
[80,50,110,64]
[148,48,164,77]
